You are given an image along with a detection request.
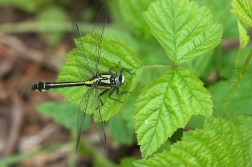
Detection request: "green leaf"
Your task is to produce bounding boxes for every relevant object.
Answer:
[209,74,252,116]
[188,115,205,129]
[119,0,153,38]
[36,102,91,131]
[155,140,171,153]
[238,20,250,50]
[236,21,250,71]
[231,0,252,27]
[232,116,252,157]
[143,0,223,64]
[134,67,212,158]
[54,35,142,122]
[133,116,252,167]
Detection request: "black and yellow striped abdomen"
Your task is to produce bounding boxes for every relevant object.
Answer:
[31,81,90,92]
[31,74,118,92]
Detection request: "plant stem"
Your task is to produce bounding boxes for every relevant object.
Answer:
[241,49,252,76]
[225,49,252,114]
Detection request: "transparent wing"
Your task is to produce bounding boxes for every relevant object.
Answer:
[75,6,107,150]
[94,112,106,148]
[93,88,106,148]
[91,6,107,74]
[76,88,92,150]
[72,22,94,79]
[76,87,106,149]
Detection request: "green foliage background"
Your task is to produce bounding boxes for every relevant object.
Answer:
[1,0,252,166]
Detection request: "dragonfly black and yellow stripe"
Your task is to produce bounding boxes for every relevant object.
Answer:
[31,66,130,102]
[31,81,90,92]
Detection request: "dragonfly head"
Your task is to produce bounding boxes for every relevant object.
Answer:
[116,72,124,87]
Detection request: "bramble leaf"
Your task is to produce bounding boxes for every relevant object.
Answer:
[238,20,250,50]
[231,0,252,27]
[143,0,222,64]
[133,116,252,166]
[135,67,212,158]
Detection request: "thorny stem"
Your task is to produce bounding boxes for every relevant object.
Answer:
[225,49,252,114]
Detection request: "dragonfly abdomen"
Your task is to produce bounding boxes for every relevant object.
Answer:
[31,81,89,92]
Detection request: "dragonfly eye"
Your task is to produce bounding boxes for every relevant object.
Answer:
[115,75,124,87]
[121,75,125,84]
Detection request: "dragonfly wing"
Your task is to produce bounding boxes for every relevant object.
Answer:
[75,6,108,150]
[76,88,93,150]
[76,86,106,149]
[90,87,106,149]
[91,6,107,73]
[72,21,94,79]
[93,108,106,148]
[93,88,106,148]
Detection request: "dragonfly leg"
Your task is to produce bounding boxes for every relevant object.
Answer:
[120,67,135,75]
[116,86,131,95]
[96,89,110,109]
[108,62,121,75]
[108,87,123,103]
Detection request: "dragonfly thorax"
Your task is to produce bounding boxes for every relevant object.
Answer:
[97,72,125,88]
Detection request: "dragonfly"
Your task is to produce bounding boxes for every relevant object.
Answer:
[31,6,134,149]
